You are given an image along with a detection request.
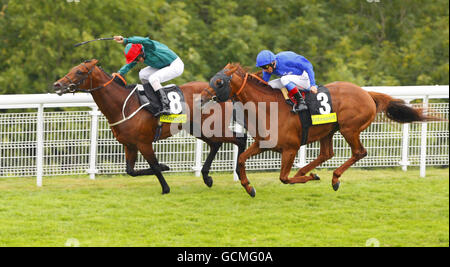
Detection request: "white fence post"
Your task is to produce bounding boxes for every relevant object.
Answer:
[420,96,429,178]
[193,139,203,177]
[36,104,44,187]
[295,146,307,168]
[399,100,411,171]
[87,107,100,180]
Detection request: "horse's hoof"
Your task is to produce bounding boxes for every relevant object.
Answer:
[311,173,320,181]
[162,187,170,194]
[203,176,213,188]
[159,164,170,172]
[332,181,340,191]
[248,187,256,198]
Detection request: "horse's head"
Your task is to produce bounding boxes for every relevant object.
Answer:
[53,59,99,95]
[201,63,240,104]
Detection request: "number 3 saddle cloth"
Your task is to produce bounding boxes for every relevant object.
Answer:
[284,85,338,145]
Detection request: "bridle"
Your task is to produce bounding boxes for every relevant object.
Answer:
[202,86,218,102]
[61,62,115,93]
[203,67,267,105]
[206,69,251,102]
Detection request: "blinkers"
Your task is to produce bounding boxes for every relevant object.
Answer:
[209,69,233,102]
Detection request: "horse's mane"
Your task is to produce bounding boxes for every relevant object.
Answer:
[97,65,113,79]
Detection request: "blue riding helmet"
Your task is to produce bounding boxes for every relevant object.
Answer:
[256,50,276,67]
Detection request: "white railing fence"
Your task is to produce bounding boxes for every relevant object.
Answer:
[0,86,448,186]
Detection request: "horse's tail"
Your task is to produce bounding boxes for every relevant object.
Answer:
[368,91,439,123]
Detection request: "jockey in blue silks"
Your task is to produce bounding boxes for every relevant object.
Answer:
[255,50,318,112]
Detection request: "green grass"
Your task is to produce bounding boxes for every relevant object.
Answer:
[0,168,448,247]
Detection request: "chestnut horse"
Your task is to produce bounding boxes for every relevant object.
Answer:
[201,63,436,197]
[53,59,247,194]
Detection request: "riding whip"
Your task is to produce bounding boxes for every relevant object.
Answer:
[74,37,114,47]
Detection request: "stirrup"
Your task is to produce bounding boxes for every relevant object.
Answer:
[292,103,308,113]
[157,106,172,115]
[155,108,172,117]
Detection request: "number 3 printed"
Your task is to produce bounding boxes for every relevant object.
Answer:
[317,92,331,114]
[167,91,183,114]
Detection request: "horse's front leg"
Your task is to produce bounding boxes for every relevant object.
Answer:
[201,133,247,188]
[234,134,248,178]
[125,144,169,177]
[137,142,170,194]
[200,141,222,188]
[237,141,264,197]
[125,144,148,176]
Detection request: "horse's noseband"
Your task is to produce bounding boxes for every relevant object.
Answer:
[209,69,233,102]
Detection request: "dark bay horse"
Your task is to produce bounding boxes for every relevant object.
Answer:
[201,63,436,197]
[53,59,247,194]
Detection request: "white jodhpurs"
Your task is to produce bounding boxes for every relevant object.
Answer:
[139,57,184,91]
[268,71,311,91]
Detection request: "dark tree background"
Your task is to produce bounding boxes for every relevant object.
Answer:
[0,0,448,94]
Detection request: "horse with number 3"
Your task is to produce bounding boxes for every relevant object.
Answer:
[53,59,247,194]
[201,63,438,197]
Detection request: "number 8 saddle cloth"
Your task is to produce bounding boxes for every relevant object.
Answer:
[135,83,187,123]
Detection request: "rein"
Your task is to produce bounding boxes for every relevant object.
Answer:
[232,73,270,101]
[233,73,248,98]
[62,63,143,127]
[108,85,150,127]
[232,72,268,100]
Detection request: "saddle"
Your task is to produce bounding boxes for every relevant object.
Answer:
[283,85,338,145]
[134,83,187,123]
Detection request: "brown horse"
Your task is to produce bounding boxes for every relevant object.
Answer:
[53,59,247,194]
[201,63,436,197]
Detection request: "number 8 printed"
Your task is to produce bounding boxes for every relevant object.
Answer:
[167,91,183,114]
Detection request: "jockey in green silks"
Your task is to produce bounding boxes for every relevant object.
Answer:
[112,35,184,92]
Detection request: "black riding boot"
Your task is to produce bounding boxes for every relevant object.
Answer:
[156,89,172,115]
[292,91,308,112]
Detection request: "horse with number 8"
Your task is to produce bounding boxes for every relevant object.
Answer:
[53,59,247,194]
[201,63,439,197]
